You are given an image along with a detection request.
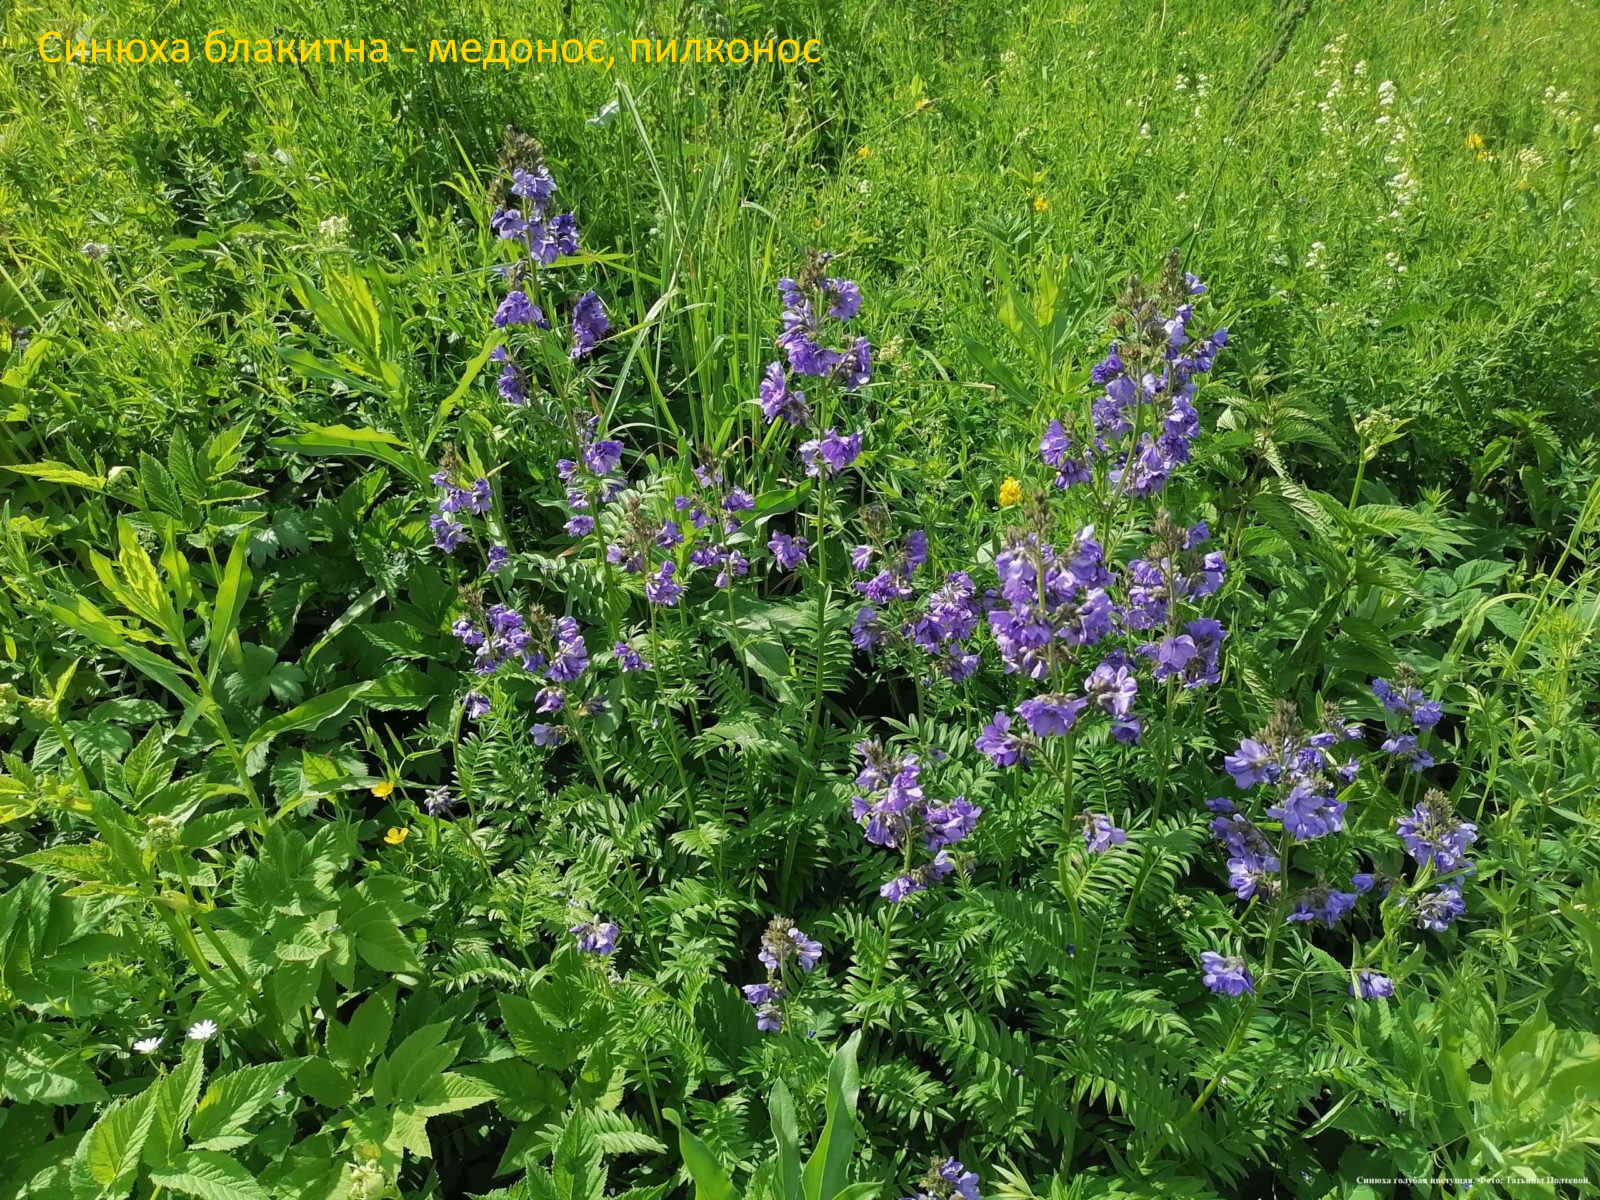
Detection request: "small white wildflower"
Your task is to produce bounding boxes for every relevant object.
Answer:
[1139,122,1151,138]
[1377,80,1396,106]
[318,215,349,241]
[1384,251,1406,273]
[272,148,293,167]
[132,1036,162,1054]
[1305,241,1326,270]
[187,1019,219,1042]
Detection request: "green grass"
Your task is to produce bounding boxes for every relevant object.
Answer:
[2,0,1596,496]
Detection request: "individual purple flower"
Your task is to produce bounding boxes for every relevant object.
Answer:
[1380,733,1435,772]
[851,544,874,571]
[924,797,982,849]
[463,691,491,720]
[759,361,811,426]
[531,723,565,747]
[420,786,456,817]
[1084,659,1138,717]
[494,290,547,329]
[824,278,862,320]
[510,165,556,206]
[570,290,609,358]
[798,428,863,477]
[880,873,923,903]
[1017,694,1088,737]
[645,560,683,606]
[615,641,648,672]
[1039,422,1092,486]
[1396,797,1478,872]
[1200,951,1254,996]
[768,531,810,571]
[713,550,749,589]
[741,981,786,1033]
[758,918,823,973]
[571,919,618,956]
[1224,738,1278,789]
[1267,781,1348,841]
[491,208,528,239]
[851,605,884,651]
[1287,887,1359,926]
[583,439,624,476]
[565,514,596,537]
[485,544,510,573]
[722,488,755,513]
[834,337,872,389]
[1410,883,1467,932]
[431,514,467,552]
[1351,969,1394,999]
[1083,813,1127,853]
[497,360,528,405]
[1040,419,1072,466]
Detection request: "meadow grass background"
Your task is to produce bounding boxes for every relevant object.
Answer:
[3,1,1600,1197]
[3,0,1596,503]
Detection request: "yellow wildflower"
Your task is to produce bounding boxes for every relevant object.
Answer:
[1464,131,1485,151]
[370,780,394,798]
[914,98,935,114]
[999,477,1023,507]
[383,827,408,845]
[1032,195,1050,213]
[856,145,871,159]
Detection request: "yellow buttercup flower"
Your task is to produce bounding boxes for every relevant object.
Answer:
[370,780,394,798]
[1032,195,1050,213]
[856,145,871,159]
[999,477,1022,507]
[1464,131,1486,151]
[383,826,408,845]
[914,98,934,114]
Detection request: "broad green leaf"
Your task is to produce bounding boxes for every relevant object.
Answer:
[244,680,374,756]
[328,984,396,1072]
[46,596,197,707]
[79,1089,158,1190]
[500,994,576,1071]
[802,1031,862,1200]
[187,1059,302,1150]
[269,423,423,482]
[148,1150,272,1200]
[0,1033,110,1105]
[412,1071,499,1118]
[205,530,254,676]
[143,1045,207,1168]
[673,1118,736,1200]
[295,1056,355,1108]
[770,1078,803,1200]
[1,460,106,489]
[426,336,498,450]
[372,1023,456,1105]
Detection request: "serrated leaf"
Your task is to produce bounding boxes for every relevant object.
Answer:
[148,1150,271,1200]
[187,1059,301,1150]
[80,1089,158,1190]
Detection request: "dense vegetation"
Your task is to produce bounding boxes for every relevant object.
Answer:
[2,2,1598,1198]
